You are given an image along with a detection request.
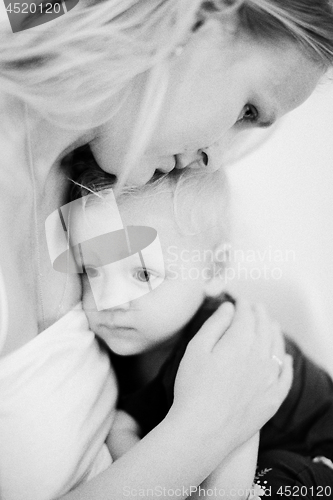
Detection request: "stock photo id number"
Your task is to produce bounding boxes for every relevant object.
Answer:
[2,0,79,32]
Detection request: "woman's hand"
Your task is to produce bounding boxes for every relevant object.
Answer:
[171,300,293,457]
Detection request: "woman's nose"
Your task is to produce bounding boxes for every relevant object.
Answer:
[201,142,226,172]
[175,145,224,172]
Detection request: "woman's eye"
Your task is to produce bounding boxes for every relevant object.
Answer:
[134,269,154,283]
[85,266,100,278]
[236,104,259,124]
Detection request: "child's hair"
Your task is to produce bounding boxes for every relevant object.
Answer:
[70,146,230,253]
[1,0,333,179]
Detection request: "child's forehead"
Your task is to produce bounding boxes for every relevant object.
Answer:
[119,195,214,259]
[72,191,207,254]
[70,194,123,242]
[118,193,174,230]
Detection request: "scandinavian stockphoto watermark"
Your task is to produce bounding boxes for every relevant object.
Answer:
[166,244,296,283]
[1,0,79,33]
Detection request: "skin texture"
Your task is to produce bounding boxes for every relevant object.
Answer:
[78,192,223,355]
[91,17,324,184]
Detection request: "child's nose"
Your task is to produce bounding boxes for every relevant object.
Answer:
[111,299,132,312]
[97,283,134,311]
[89,271,134,311]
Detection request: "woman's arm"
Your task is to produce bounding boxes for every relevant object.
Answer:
[189,434,260,500]
[107,410,141,460]
[0,106,81,355]
[62,407,238,500]
[0,112,38,354]
[107,414,259,499]
[60,301,292,500]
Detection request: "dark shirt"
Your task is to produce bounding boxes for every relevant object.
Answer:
[116,295,333,462]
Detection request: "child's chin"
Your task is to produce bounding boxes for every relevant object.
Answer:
[106,340,145,357]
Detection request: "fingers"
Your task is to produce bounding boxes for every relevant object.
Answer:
[255,304,287,377]
[270,320,285,361]
[229,299,255,334]
[194,297,290,398]
[194,300,235,351]
[252,303,288,381]
[253,303,284,354]
[213,299,255,353]
[252,303,271,353]
[275,353,293,401]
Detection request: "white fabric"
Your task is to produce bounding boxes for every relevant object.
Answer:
[0,303,118,500]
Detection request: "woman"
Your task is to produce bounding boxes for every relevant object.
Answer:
[0,1,332,499]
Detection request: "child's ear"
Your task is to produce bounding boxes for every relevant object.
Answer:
[203,242,230,298]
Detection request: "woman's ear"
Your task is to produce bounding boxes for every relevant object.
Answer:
[203,242,231,298]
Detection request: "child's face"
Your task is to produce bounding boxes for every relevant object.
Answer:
[80,193,219,355]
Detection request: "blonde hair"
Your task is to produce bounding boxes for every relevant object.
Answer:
[0,1,200,126]
[1,0,333,182]
[70,155,230,250]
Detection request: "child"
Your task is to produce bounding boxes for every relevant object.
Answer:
[70,165,333,498]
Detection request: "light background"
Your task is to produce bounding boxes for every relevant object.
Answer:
[227,74,333,376]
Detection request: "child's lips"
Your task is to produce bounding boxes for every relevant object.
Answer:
[97,311,141,333]
[99,323,137,334]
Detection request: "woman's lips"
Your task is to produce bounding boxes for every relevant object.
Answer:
[145,151,208,178]
[156,156,177,173]
[175,152,207,170]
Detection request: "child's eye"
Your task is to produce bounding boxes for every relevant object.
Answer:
[85,266,100,278]
[134,269,155,283]
[236,104,259,124]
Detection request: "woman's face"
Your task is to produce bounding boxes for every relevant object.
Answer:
[91,18,324,184]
